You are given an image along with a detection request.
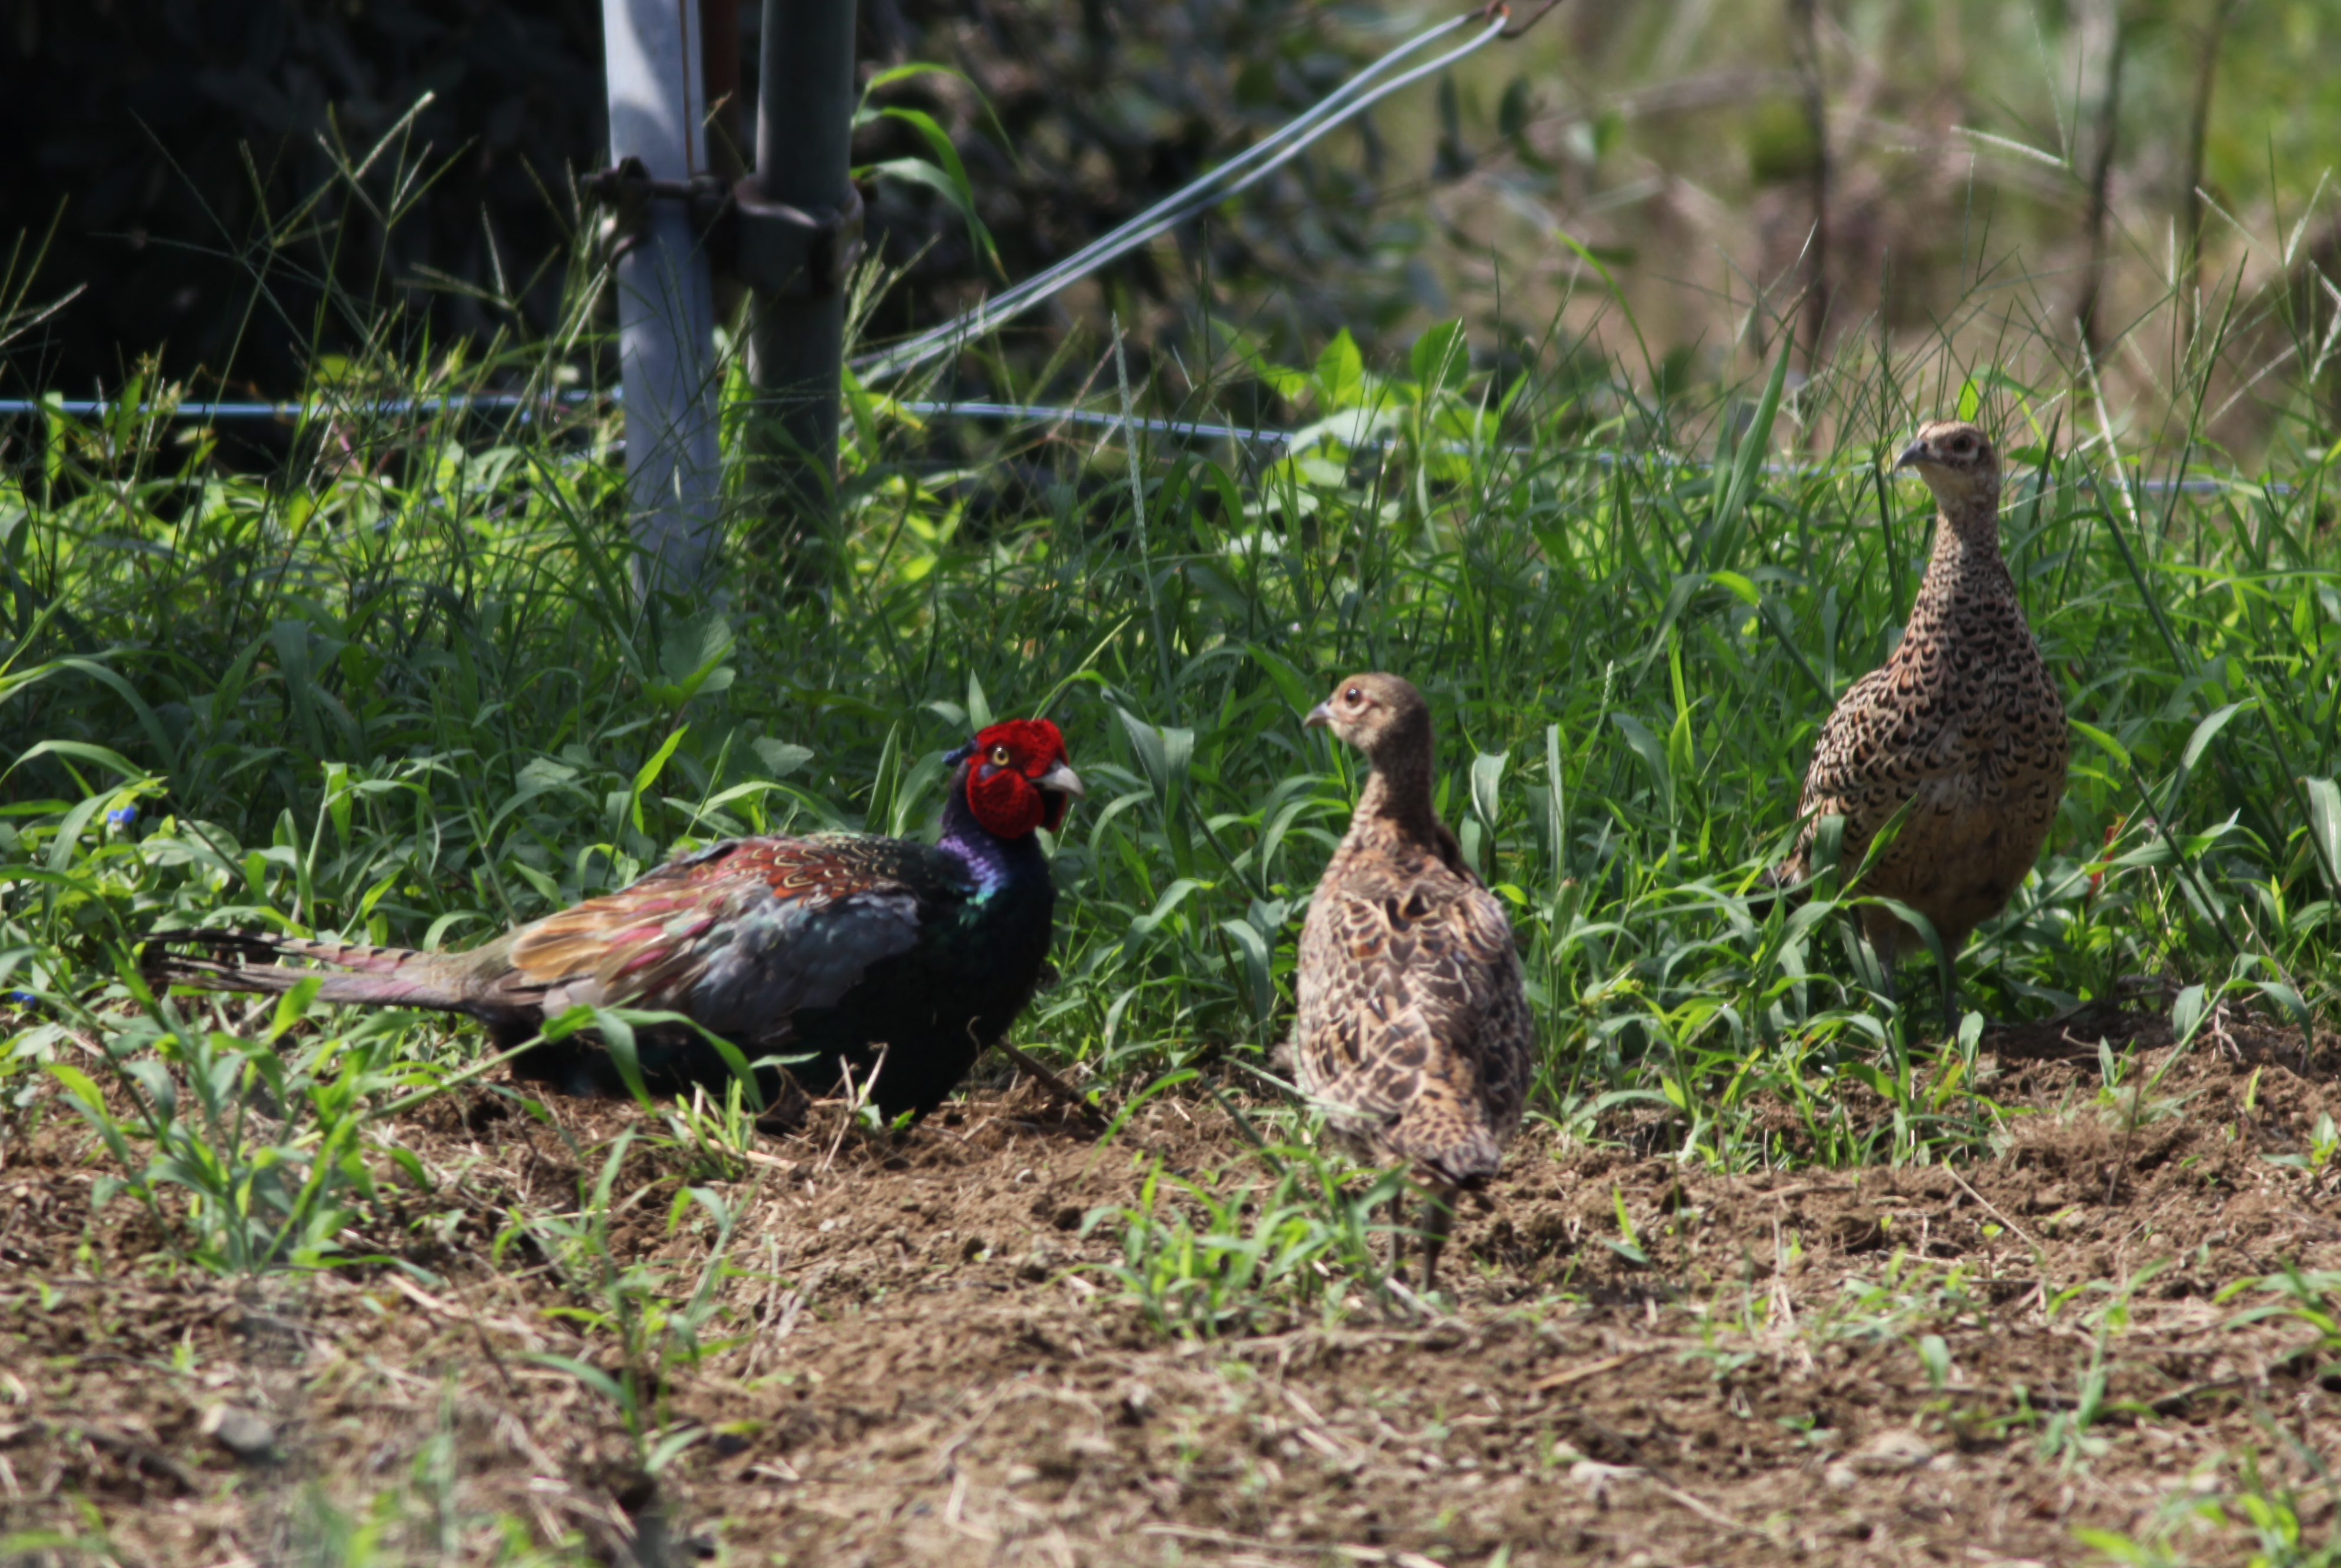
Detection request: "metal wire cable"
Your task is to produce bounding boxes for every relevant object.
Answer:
[847,8,1511,384]
[0,393,590,421]
[0,389,2282,498]
[895,398,2281,495]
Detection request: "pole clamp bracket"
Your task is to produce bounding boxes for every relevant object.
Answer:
[581,159,867,298]
[582,158,731,242]
[731,180,866,299]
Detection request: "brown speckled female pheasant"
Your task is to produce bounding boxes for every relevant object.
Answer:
[1776,420,2068,1030]
[1292,674,1532,1290]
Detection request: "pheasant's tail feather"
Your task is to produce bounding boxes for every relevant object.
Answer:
[1377,1093,1507,1189]
[1416,1128,1505,1190]
[146,929,423,972]
[141,931,473,1012]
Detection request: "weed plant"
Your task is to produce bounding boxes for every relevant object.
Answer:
[2,129,2339,1294]
[506,1129,744,1477]
[42,981,426,1271]
[2080,1450,2341,1568]
[1085,1149,1413,1335]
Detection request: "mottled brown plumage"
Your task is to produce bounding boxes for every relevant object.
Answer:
[1291,674,1532,1289]
[1777,420,2069,1028]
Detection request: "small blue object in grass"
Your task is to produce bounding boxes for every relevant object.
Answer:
[7,991,34,1006]
[107,805,139,828]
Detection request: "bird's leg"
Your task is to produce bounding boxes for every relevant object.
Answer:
[1854,920,1898,1033]
[1938,949,1962,1040]
[1417,1183,1458,1296]
[1873,946,1917,1056]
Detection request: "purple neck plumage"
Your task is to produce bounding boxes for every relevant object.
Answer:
[937,764,1048,898]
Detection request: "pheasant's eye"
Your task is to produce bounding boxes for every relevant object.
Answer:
[988,744,1015,767]
[1345,687,1363,704]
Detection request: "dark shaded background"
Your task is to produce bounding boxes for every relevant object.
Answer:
[0,0,1412,402]
[0,0,608,396]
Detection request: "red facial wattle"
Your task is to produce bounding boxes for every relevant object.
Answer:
[960,718,1076,838]
[966,760,1045,838]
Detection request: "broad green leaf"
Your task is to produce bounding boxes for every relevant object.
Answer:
[2171,984,2208,1045]
[751,738,814,779]
[1312,331,1365,409]
[1610,713,1673,821]
[2068,720,2131,769]
[629,725,689,834]
[1706,339,1793,558]
[2305,776,2341,890]
[1469,750,1508,830]
[1409,319,1468,395]
[2177,701,2247,775]
[1249,644,1316,717]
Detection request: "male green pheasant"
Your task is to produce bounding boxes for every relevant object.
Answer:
[1775,420,2068,1030]
[147,720,1083,1120]
[1291,674,1532,1290]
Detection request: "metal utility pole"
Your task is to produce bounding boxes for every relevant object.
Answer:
[736,0,862,568]
[601,0,723,597]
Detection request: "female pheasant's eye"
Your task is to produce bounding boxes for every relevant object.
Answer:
[1345,687,1362,704]
[988,744,1014,768]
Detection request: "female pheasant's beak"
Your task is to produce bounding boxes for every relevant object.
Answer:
[1303,702,1334,729]
[1894,437,1935,470]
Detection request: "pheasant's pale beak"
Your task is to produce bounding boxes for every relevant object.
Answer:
[1304,702,1334,730]
[1035,760,1085,800]
[1894,438,1934,470]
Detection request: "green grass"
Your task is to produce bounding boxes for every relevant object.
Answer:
[2081,1450,2341,1568]
[4,170,2340,1290]
[1083,1148,1413,1336]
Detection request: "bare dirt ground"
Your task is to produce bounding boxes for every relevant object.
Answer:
[2,1005,2337,1566]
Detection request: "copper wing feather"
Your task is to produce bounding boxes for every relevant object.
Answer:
[500,837,946,1034]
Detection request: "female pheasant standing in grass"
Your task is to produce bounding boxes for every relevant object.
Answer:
[1774,420,2069,1031]
[147,720,1083,1122]
[1291,674,1532,1290]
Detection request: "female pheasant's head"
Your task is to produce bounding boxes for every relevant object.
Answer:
[947,719,1083,838]
[1896,420,2002,527]
[1304,673,1433,770]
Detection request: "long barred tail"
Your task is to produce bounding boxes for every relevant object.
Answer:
[141,930,471,1012]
